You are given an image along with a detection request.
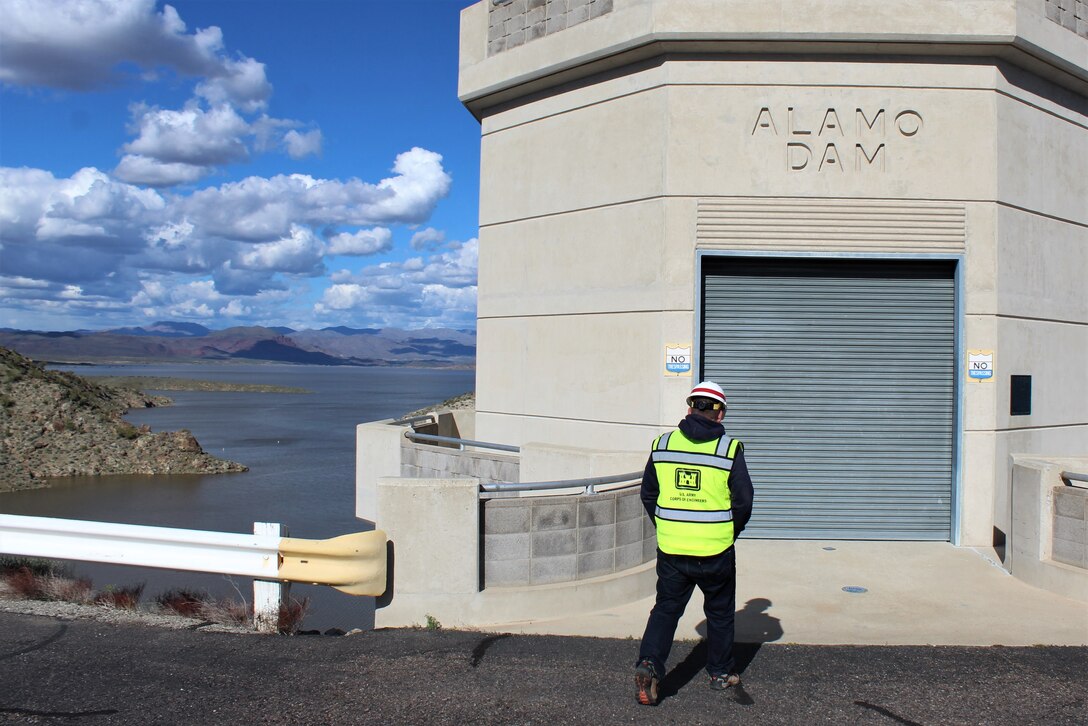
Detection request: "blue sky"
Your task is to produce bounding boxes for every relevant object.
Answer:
[0,0,481,332]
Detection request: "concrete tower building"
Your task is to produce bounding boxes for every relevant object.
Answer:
[456,0,1087,548]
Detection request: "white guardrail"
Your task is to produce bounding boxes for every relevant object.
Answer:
[0,514,387,632]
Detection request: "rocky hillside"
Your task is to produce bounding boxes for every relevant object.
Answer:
[0,347,247,492]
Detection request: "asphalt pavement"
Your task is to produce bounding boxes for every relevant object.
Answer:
[2,610,1086,725]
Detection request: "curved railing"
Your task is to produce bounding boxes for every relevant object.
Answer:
[1061,471,1088,487]
[403,430,520,453]
[400,429,640,494]
[482,470,642,494]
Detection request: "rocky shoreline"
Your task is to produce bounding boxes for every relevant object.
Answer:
[0,347,247,492]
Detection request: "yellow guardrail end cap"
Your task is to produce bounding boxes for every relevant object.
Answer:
[278,530,388,597]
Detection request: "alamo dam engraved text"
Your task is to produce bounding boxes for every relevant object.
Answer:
[751,107,924,172]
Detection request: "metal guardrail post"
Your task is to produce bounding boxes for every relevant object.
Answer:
[252,522,287,633]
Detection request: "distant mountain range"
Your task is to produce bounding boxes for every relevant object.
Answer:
[0,322,476,368]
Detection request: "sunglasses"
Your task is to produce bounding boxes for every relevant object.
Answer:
[687,397,724,411]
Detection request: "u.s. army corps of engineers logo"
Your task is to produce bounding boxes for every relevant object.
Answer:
[675,468,701,491]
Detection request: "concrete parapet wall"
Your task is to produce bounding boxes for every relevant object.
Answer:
[482,485,655,586]
[520,441,646,481]
[355,419,405,525]
[358,412,514,525]
[377,477,481,602]
[373,476,657,629]
[400,441,519,485]
[1008,455,1088,601]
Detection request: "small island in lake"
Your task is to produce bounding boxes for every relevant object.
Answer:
[0,347,249,492]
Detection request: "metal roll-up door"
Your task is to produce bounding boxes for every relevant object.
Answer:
[702,257,956,540]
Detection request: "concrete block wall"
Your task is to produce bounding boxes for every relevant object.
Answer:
[1043,0,1088,38]
[1008,456,1088,601]
[400,440,519,486]
[488,0,613,55]
[1053,486,1088,568]
[373,475,657,629]
[482,486,655,586]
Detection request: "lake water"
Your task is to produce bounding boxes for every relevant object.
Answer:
[0,362,475,631]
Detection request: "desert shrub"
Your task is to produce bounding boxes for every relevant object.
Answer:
[94,583,145,610]
[0,559,93,603]
[155,588,209,618]
[157,590,262,628]
[43,575,94,604]
[5,567,47,599]
[203,599,250,627]
[0,557,62,579]
[115,422,140,439]
[278,597,310,635]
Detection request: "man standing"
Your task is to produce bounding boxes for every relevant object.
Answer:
[635,380,754,705]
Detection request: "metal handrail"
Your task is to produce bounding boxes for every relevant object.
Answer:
[397,424,640,494]
[403,430,520,453]
[390,414,435,427]
[1061,471,1088,488]
[482,470,642,495]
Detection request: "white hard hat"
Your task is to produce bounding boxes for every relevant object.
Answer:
[688,380,727,406]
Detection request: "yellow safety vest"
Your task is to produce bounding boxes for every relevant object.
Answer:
[651,430,742,557]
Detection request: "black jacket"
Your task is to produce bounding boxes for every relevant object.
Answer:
[640,413,754,538]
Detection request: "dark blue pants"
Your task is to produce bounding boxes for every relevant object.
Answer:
[637,546,737,678]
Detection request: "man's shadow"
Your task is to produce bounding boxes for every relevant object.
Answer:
[657,598,782,703]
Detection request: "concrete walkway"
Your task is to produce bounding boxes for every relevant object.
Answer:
[484,541,1088,646]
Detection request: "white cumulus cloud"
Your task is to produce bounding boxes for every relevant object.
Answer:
[121,103,250,166]
[315,238,477,328]
[283,129,322,159]
[112,102,319,187]
[326,227,393,256]
[0,0,269,109]
[0,3,480,330]
[370,148,453,223]
[1,1,316,189]
[0,145,460,328]
[219,298,251,317]
[195,56,271,113]
[235,225,325,275]
[409,227,446,251]
[1,166,164,253]
[181,149,451,241]
[112,156,209,187]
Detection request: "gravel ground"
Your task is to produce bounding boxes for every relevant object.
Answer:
[0,594,253,634]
